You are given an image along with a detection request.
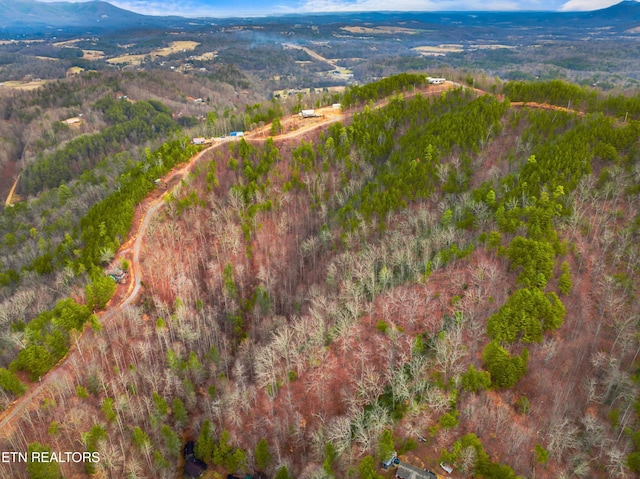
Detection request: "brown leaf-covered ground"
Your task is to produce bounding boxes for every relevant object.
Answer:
[1,84,638,479]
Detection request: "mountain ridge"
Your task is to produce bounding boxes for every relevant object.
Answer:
[0,0,179,34]
[1,0,640,35]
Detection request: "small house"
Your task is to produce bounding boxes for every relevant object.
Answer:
[299,109,316,118]
[395,462,437,479]
[428,77,446,84]
[184,458,207,478]
[192,137,206,145]
[183,441,207,479]
[382,452,399,470]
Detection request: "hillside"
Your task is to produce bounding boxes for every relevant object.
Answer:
[1,75,640,479]
[0,68,269,399]
[0,0,177,32]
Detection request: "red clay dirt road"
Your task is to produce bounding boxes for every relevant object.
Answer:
[0,81,578,438]
[0,104,354,438]
[0,145,217,437]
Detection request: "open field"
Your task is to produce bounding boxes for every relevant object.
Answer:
[106,53,149,65]
[107,40,201,64]
[53,38,84,47]
[66,66,85,76]
[154,40,200,56]
[189,50,217,61]
[412,45,465,56]
[61,116,83,126]
[82,49,105,60]
[470,44,517,50]
[412,44,516,57]
[341,25,422,35]
[0,80,48,90]
[282,42,353,78]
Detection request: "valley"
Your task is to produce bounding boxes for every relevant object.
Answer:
[3,1,640,91]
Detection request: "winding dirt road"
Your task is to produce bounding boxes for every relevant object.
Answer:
[0,145,219,436]
[0,109,352,436]
[2,80,568,437]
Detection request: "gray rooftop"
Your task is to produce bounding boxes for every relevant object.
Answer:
[395,462,437,479]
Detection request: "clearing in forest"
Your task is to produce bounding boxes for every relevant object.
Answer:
[107,41,201,64]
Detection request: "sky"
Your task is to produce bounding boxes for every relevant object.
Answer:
[41,0,632,17]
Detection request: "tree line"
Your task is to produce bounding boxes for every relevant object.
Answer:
[502,79,640,120]
[340,72,429,108]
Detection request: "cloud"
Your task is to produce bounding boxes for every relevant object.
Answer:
[296,0,524,12]
[117,0,236,16]
[559,0,621,11]
[108,0,267,16]
[109,0,184,15]
[296,0,437,12]
[36,0,275,17]
[99,0,530,17]
[39,0,626,17]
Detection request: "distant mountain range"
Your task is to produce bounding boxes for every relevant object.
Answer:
[0,0,179,34]
[1,0,640,37]
[286,1,640,32]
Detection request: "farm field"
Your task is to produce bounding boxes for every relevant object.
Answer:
[107,40,200,64]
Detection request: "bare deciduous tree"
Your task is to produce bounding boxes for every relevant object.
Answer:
[547,418,580,461]
[434,325,467,384]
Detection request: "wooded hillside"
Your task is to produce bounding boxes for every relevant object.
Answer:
[1,76,640,479]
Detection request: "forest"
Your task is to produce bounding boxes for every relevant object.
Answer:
[0,74,640,479]
[20,96,180,195]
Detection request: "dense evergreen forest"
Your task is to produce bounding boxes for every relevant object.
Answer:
[1,75,640,479]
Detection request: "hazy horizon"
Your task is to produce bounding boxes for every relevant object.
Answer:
[33,0,634,19]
